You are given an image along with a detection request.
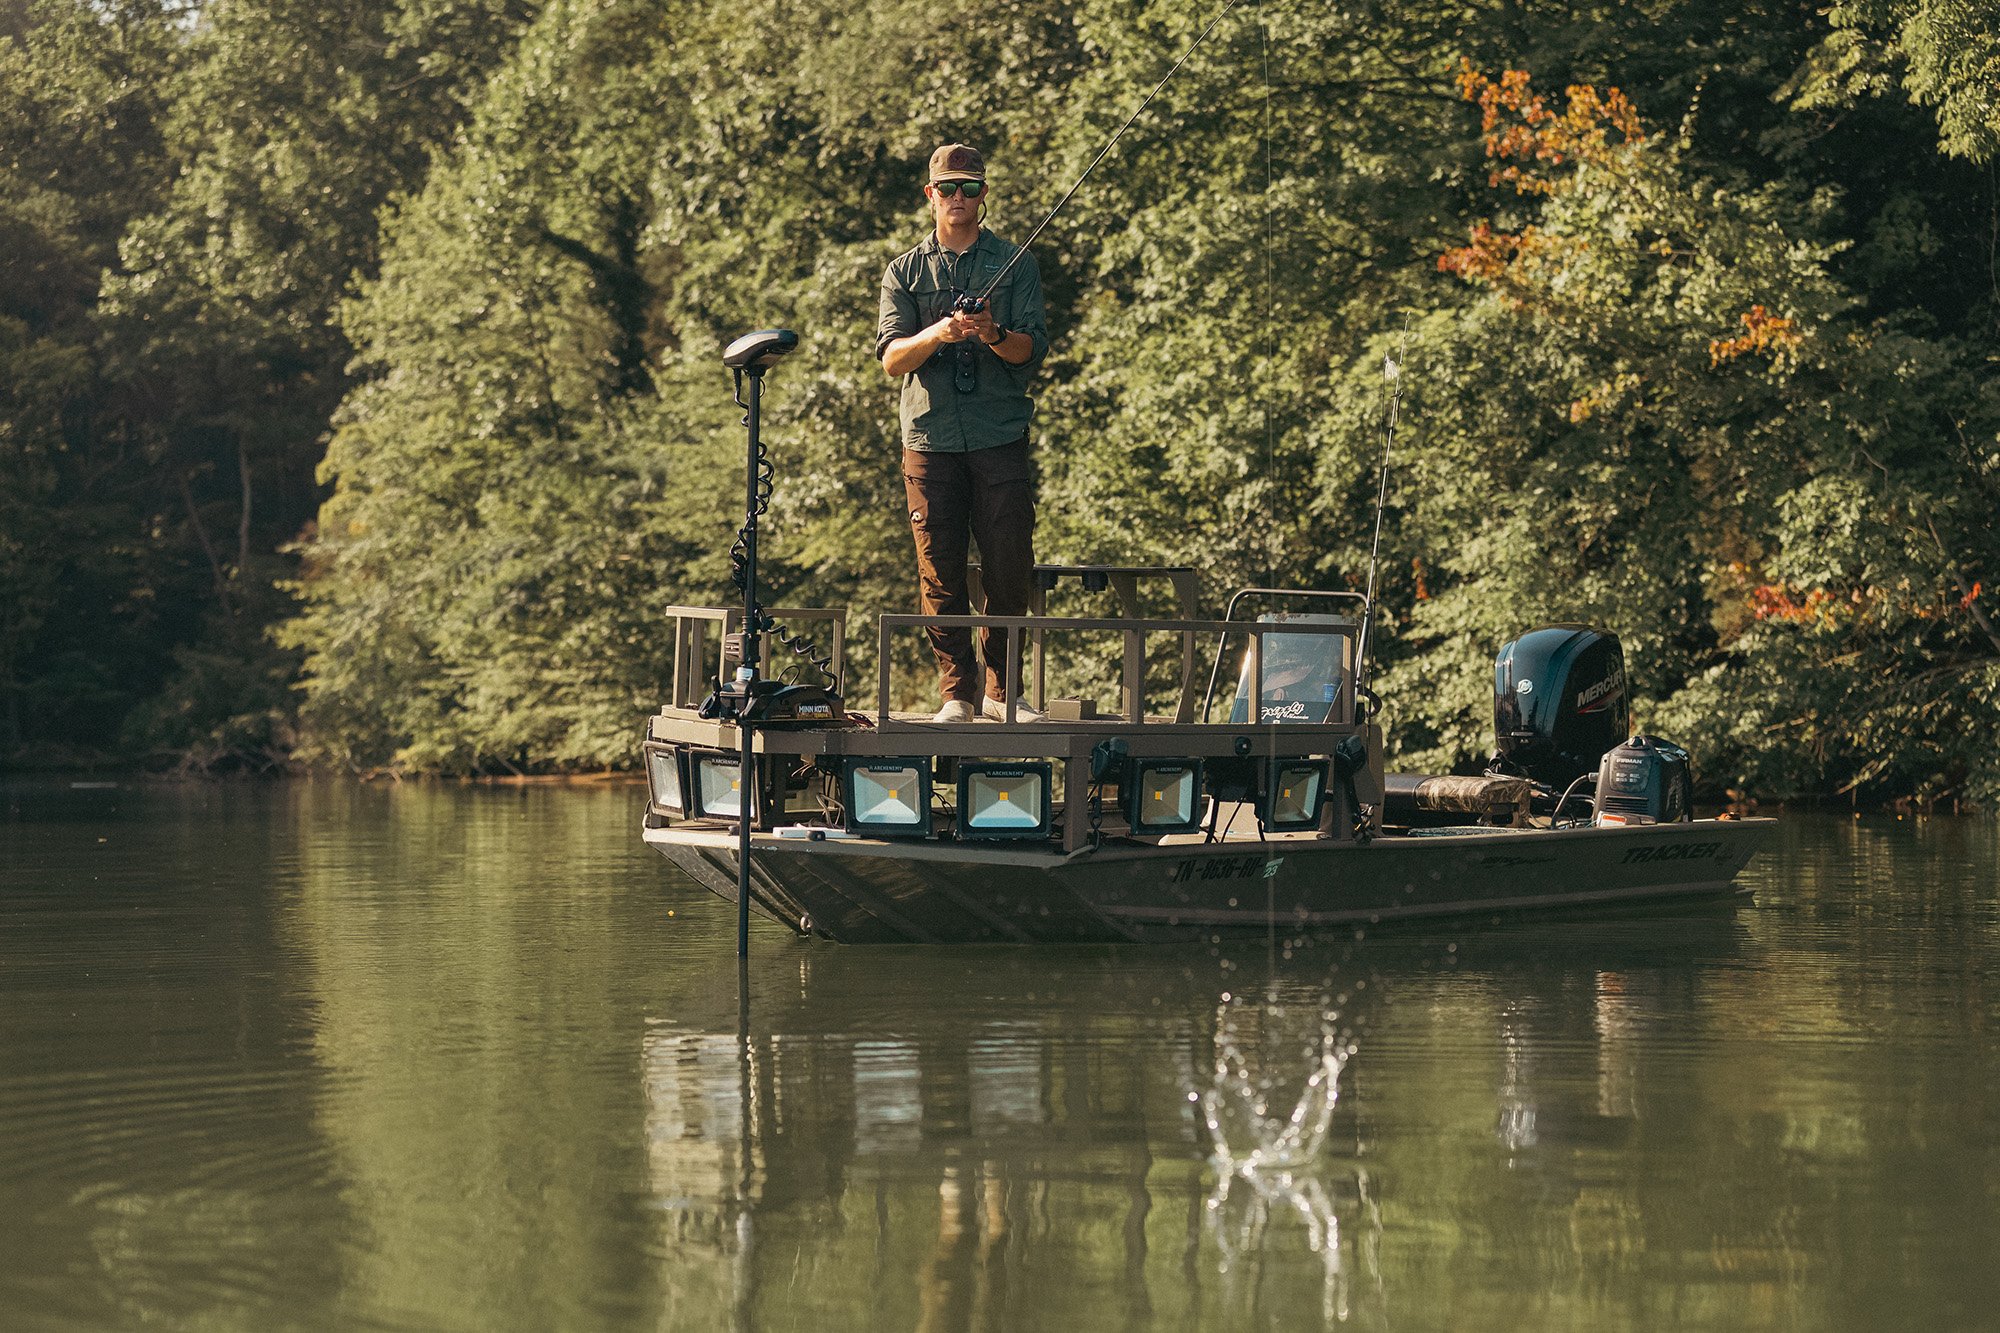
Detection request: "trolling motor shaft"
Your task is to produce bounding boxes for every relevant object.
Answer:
[715,329,799,720]
[719,327,798,960]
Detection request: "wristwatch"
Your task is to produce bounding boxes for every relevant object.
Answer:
[982,326,1008,346]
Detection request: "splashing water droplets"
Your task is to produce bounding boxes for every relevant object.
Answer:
[1203,1008,1346,1178]
[1199,992,1363,1324]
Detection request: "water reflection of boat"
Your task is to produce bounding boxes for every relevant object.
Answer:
[636,920,1747,1326]
[639,947,1382,1327]
[640,573,1775,943]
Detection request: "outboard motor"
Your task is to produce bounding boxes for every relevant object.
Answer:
[1490,625,1628,788]
[1593,735,1694,825]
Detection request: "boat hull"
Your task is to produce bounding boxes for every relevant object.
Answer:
[644,818,1775,944]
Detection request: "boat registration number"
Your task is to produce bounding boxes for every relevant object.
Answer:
[1620,841,1726,865]
[1168,855,1284,884]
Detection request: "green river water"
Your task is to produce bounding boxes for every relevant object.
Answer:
[2,781,1995,1330]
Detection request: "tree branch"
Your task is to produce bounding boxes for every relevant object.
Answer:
[178,471,235,616]
[1924,515,2000,655]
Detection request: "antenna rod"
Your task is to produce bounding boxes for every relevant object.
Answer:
[1356,319,1410,696]
[968,0,1246,306]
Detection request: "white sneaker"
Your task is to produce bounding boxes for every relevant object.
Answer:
[981,695,1045,723]
[930,699,976,723]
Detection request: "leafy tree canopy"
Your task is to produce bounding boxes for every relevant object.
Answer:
[4,0,1995,800]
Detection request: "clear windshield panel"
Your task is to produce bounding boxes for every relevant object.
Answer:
[1225,614,1357,726]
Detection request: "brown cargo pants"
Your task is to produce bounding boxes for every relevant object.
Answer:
[902,439,1036,705]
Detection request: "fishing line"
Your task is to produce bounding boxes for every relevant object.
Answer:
[1260,0,1275,590]
[1257,0,1281,908]
[959,0,1249,311]
[1354,313,1411,709]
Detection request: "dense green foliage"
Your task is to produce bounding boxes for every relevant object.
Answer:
[3,0,1996,799]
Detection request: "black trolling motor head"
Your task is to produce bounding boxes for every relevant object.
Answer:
[722,327,798,371]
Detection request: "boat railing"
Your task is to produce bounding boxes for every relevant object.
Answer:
[648,608,1375,852]
[877,611,1359,732]
[1198,588,1370,723]
[997,563,1205,716]
[664,604,848,711]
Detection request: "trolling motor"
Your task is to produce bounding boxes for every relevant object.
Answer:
[707,329,844,730]
[713,328,848,960]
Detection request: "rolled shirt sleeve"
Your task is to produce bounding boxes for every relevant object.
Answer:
[877,264,920,363]
[1003,247,1048,371]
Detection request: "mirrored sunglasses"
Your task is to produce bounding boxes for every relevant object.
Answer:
[932,179,986,198]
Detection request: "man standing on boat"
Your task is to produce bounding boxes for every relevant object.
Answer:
[877,143,1049,724]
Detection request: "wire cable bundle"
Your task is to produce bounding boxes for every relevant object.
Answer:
[725,388,837,688]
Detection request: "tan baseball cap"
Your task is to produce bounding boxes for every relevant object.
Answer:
[927,143,985,182]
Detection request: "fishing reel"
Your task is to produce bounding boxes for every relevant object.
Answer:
[932,290,986,394]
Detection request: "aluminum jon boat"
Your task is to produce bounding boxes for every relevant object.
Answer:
[639,565,1774,944]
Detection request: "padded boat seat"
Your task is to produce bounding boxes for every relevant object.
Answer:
[1383,772,1533,828]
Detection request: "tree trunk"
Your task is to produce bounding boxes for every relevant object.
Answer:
[179,471,234,616]
[237,441,253,587]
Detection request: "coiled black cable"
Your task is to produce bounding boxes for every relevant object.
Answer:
[726,405,837,689]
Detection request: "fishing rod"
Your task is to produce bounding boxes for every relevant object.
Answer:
[1354,317,1410,714]
[955,0,1248,315]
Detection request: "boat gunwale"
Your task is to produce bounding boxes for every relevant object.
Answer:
[643,814,1778,864]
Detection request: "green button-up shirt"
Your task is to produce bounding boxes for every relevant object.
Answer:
[876,229,1049,453]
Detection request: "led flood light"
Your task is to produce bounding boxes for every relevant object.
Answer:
[957,762,1053,841]
[1261,758,1329,832]
[1125,758,1204,834]
[841,758,933,837]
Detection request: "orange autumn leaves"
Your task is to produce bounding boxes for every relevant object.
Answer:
[1444,66,1841,635]
[1456,62,1644,196]
[1708,304,1803,368]
[1440,64,1800,374]
[1436,64,1645,305]
[1749,583,1840,627]
[1747,579,1982,628]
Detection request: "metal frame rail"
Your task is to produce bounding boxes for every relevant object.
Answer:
[664,604,847,711]
[650,610,1379,854]
[874,612,1357,732]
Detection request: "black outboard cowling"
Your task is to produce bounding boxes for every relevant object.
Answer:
[1491,625,1628,788]
[1593,735,1693,825]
